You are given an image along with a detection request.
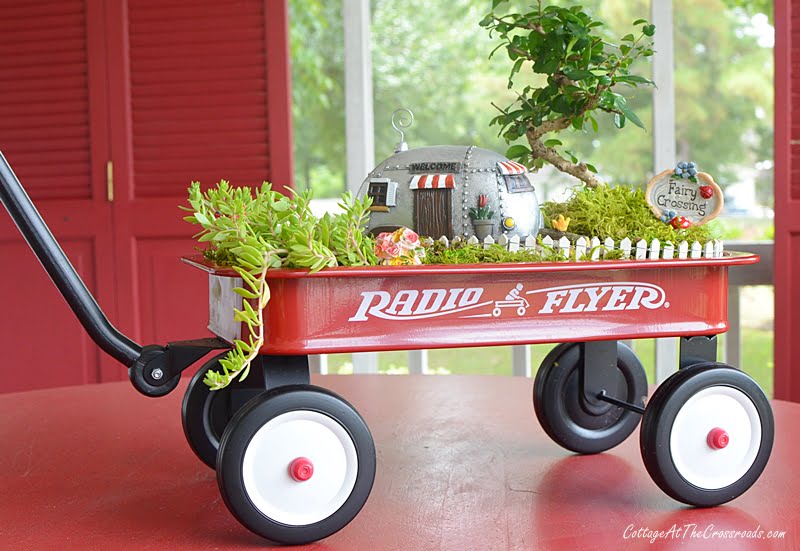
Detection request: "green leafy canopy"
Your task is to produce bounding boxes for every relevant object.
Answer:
[482,1,656,187]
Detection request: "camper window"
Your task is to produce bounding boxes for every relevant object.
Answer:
[367,178,397,208]
[503,174,535,193]
[368,181,388,205]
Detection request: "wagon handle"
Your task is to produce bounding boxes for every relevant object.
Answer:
[0,152,225,397]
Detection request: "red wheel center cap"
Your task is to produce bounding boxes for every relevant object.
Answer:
[289,457,314,482]
[707,427,730,450]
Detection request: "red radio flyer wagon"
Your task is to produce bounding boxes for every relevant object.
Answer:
[0,153,773,545]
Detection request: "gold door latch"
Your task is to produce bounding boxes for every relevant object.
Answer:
[106,160,114,202]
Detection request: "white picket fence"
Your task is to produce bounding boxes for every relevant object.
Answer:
[435,234,725,260]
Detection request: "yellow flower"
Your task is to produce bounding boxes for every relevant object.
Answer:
[552,214,571,232]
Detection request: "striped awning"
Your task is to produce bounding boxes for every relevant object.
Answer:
[409,174,455,190]
[496,161,528,175]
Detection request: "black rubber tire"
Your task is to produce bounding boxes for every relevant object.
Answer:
[640,363,774,507]
[534,341,648,454]
[128,345,181,397]
[181,353,262,470]
[216,385,376,545]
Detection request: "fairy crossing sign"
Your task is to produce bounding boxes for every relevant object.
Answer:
[645,163,723,227]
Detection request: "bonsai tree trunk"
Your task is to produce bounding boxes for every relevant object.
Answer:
[527,121,603,188]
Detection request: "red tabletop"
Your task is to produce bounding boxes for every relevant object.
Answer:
[1,374,798,550]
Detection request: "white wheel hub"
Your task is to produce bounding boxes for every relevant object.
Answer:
[669,386,761,490]
[242,410,358,526]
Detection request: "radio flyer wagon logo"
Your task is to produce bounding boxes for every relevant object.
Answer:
[348,282,669,321]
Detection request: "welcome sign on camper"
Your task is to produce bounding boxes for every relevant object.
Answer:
[645,162,723,228]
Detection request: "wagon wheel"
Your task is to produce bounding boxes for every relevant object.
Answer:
[640,363,773,507]
[534,341,647,454]
[217,385,376,545]
[182,353,262,469]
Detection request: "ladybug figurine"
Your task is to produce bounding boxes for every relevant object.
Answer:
[699,185,714,199]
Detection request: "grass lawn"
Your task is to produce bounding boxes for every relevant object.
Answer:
[326,328,774,397]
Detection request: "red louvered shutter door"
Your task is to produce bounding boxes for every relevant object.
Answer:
[0,0,120,392]
[775,1,800,402]
[106,0,294,347]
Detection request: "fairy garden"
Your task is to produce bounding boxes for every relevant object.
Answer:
[184,2,725,388]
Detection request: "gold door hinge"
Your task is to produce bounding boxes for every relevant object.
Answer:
[106,160,114,202]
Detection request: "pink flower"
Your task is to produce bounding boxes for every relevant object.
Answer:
[375,236,400,259]
[374,226,425,265]
[401,228,419,243]
[478,194,489,208]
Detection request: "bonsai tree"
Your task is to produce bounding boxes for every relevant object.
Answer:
[481,1,656,187]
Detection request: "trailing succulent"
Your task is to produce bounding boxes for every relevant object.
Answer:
[482,1,656,187]
[184,181,376,389]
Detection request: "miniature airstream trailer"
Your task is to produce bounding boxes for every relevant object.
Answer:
[357,110,543,241]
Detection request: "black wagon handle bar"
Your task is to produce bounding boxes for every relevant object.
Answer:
[0,151,143,367]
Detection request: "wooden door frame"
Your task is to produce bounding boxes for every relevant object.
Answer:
[774,0,797,401]
[82,0,124,382]
[264,0,294,193]
[0,0,119,388]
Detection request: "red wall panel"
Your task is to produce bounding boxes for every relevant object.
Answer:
[108,0,294,348]
[0,0,294,393]
[0,0,92,201]
[774,0,800,401]
[134,238,210,346]
[0,239,100,393]
[127,0,272,198]
[0,0,120,393]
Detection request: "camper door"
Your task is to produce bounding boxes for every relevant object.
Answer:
[409,174,455,238]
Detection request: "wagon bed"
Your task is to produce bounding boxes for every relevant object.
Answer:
[184,252,758,355]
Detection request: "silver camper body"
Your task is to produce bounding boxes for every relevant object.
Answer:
[357,144,543,240]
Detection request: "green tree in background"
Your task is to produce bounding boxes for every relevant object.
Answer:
[288,0,345,197]
[370,0,509,157]
[289,0,772,201]
[546,0,772,195]
[723,0,772,20]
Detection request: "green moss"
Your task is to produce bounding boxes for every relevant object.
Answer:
[540,185,717,244]
[423,239,623,265]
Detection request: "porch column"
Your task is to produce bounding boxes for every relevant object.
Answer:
[343,0,379,373]
[651,0,679,384]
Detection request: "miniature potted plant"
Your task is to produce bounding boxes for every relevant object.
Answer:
[469,194,495,240]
